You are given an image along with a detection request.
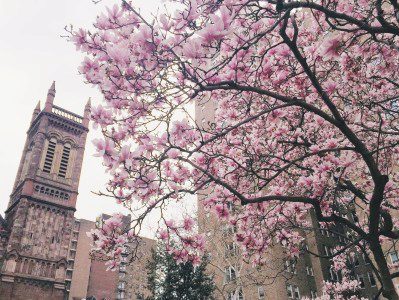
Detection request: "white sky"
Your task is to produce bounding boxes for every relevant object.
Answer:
[0,0,167,237]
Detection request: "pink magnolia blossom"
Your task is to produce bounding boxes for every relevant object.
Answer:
[72,0,399,297]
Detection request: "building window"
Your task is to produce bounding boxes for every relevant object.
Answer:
[368,272,376,287]
[74,221,80,231]
[294,286,300,299]
[287,284,300,299]
[320,228,330,237]
[329,267,339,282]
[70,241,77,250]
[117,291,125,299]
[58,143,71,178]
[285,260,297,274]
[67,261,74,269]
[66,270,73,279]
[225,266,236,283]
[390,251,399,264]
[357,274,365,288]
[258,286,265,299]
[311,290,317,299]
[323,245,334,257]
[119,264,126,272]
[225,243,238,257]
[43,138,57,173]
[228,288,243,300]
[122,246,129,255]
[226,201,234,212]
[287,284,293,299]
[306,266,314,276]
[223,224,237,236]
[362,253,369,264]
[338,234,344,243]
[354,255,360,266]
[118,281,126,290]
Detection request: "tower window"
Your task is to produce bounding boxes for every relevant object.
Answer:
[43,139,57,173]
[58,144,71,178]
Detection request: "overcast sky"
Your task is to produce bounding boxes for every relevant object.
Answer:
[0,0,166,237]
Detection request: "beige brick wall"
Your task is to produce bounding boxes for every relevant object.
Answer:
[69,219,95,300]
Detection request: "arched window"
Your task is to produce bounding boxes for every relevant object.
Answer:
[58,143,71,178]
[43,138,57,173]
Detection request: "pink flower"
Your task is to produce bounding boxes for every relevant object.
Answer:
[320,36,341,59]
[215,204,229,219]
[198,8,232,43]
[167,148,180,159]
[183,217,195,231]
[158,230,169,240]
[182,38,203,59]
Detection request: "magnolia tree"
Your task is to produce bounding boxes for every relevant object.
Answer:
[71,0,399,298]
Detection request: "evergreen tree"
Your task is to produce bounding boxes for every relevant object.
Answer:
[146,243,215,300]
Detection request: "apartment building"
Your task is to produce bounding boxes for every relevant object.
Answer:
[195,97,379,300]
[67,214,155,300]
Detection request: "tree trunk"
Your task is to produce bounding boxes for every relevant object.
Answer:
[371,240,399,300]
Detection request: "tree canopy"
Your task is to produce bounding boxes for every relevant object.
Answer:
[71,1,399,298]
[146,243,215,300]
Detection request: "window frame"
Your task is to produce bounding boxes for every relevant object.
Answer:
[390,251,399,264]
[368,272,376,287]
[257,285,265,299]
[357,274,365,289]
[43,138,57,173]
[58,143,71,178]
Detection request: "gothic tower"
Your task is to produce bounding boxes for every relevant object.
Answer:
[0,82,90,300]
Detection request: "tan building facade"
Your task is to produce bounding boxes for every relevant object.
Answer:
[68,218,96,300]
[197,196,379,300]
[195,99,379,300]
[72,214,155,300]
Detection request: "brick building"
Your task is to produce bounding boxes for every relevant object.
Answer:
[58,214,155,300]
[84,214,155,300]
[0,82,90,300]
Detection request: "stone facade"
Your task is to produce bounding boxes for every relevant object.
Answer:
[0,82,90,300]
[0,86,155,299]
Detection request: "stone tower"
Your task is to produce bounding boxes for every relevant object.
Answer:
[0,82,90,300]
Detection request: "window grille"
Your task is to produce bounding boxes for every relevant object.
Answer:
[43,139,57,173]
[58,144,71,178]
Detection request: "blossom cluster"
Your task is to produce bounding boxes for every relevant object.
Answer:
[72,0,399,296]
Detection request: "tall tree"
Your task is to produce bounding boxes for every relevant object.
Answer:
[146,243,215,300]
[71,1,399,298]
